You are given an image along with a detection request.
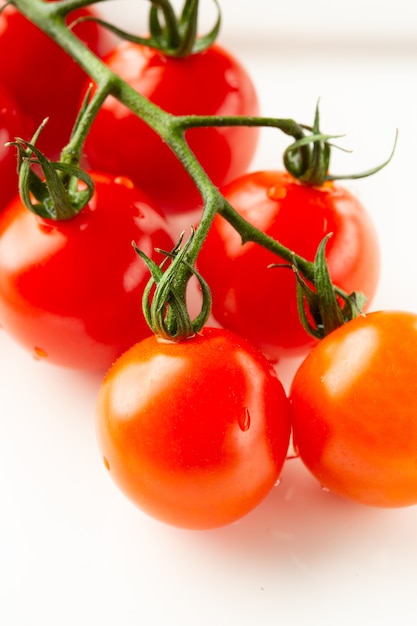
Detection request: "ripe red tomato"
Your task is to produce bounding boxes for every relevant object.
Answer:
[83,41,260,213]
[0,85,31,211]
[290,310,417,508]
[95,327,291,529]
[0,2,110,157]
[0,172,175,370]
[197,170,380,361]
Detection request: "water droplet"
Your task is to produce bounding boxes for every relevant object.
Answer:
[274,477,282,488]
[103,457,110,471]
[267,185,287,201]
[33,347,47,360]
[320,484,331,493]
[114,175,134,188]
[37,221,54,234]
[238,408,251,432]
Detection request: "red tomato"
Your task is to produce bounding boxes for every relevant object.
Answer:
[0,85,31,211]
[197,170,380,361]
[0,2,111,157]
[290,310,417,508]
[0,173,174,370]
[83,41,260,213]
[96,327,291,529]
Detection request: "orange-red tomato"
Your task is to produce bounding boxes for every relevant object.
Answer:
[197,171,380,361]
[96,327,291,529]
[290,310,417,507]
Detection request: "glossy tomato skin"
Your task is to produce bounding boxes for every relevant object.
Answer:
[0,85,31,211]
[96,327,291,529]
[197,171,380,361]
[83,42,260,213]
[290,310,417,508]
[0,3,110,157]
[0,173,174,370]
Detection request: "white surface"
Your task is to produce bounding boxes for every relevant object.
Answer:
[2,2,417,625]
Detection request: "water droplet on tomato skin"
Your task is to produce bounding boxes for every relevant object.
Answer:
[37,221,54,235]
[114,175,134,189]
[238,408,251,432]
[320,484,331,493]
[33,347,48,360]
[274,477,282,488]
[266,185,287,201]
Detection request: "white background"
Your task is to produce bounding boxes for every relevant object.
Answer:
[2,1,417,625]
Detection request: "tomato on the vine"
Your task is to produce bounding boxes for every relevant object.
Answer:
[290,310,417,508]
[83,41,260,213]
[0,172,175,370]
[197,170,380,361]
[0,85,31,212]
[0,2,111,157]
[95,327,291,529]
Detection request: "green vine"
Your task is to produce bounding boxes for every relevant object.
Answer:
[8,0,396,342]
[72,0,222,57]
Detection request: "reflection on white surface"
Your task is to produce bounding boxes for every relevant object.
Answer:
[2,1,417,625]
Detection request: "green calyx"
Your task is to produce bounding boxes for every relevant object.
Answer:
[284,103,398,187]
[133,229,212,340]
[8,120,94,221]
[74,0,221,58]
[304,235,367,337]
[270,234,367,339]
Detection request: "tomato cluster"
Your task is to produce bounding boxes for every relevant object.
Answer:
[1,1,416,531]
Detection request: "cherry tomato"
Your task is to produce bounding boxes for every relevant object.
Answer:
[83,41,260,213]
[197,170,380,361]
[290,310,417,508]
[0,85,31,211]
[0,173,174,370]
[96,327,291,529]
[0,2,111,157]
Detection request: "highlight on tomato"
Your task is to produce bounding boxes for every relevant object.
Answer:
[289,310,417,508]
[0,85,31,212]
[95,327,291,530]
[0,168,175,370]
[82,1,260,213]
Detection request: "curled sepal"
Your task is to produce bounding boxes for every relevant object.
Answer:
[293,234,366,339]
[177,0,221,55]
[284,102,397,187]
[72,0,221,58]
[284,129,346,187]
[8,127,94,221]
[133,229,212,340]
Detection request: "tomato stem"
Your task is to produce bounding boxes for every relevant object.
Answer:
[11,0,393,340]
